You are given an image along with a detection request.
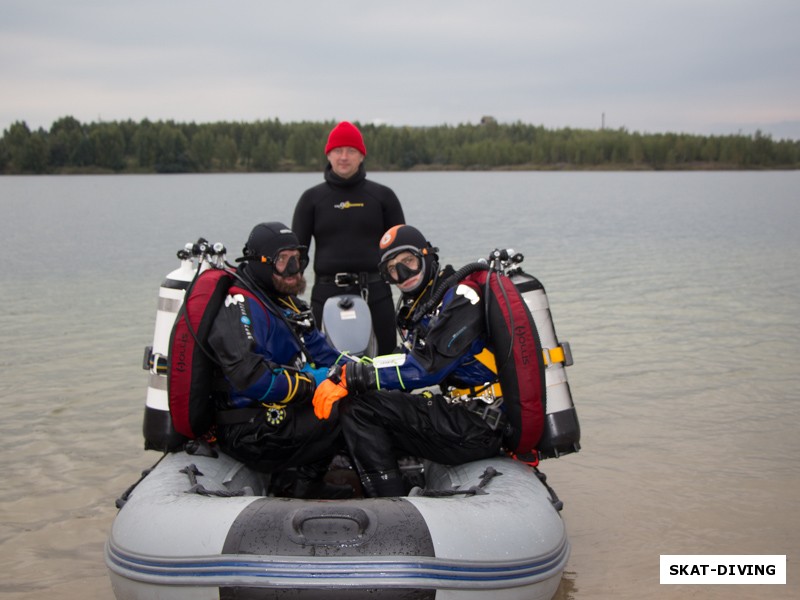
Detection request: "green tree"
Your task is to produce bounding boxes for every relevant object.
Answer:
[49,116,86,167]
[132,121,159,168]
[155,123,190,172]
[4,121,50,173]
[215,135,238,170]
[251,133,282,171]
[90,123,126,171]
[190,129,215,171]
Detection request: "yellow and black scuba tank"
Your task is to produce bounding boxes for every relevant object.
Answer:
[142,239,228,451]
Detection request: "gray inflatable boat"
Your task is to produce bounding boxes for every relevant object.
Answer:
[108,242,571,599]
[106,449,568,600]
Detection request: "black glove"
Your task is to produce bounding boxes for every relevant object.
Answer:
[344,361,377,394]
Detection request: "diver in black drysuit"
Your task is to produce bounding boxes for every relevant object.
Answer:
[207,222,353,498]
[292,161,404,355]
[312,225,508,497]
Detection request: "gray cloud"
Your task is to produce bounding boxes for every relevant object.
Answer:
[3,0,799,139]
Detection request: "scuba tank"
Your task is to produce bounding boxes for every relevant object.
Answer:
[409,248,580,460]
[508,264,581,458]
[141,239,226,451]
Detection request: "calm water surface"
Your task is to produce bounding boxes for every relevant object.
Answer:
[1,172,798,599]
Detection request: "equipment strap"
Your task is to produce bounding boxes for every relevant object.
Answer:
[542,342,573,366]
[232,269,315,366]
[215,407,267,426]
[180,464,247,497]
[468,333,571,374]
[449,381,503,400]
[143,349,169,374]
[316,272,383,286]
[417,466,502,497]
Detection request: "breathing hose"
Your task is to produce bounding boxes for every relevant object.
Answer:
[407,261,491,328]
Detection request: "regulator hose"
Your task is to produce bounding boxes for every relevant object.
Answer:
[407,261,491,328]
[406,256,518,368]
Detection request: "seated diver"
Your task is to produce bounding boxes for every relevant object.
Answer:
[312,225,507,497]
[207,221,354,499]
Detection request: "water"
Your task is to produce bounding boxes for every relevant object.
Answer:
[1,171,798,599]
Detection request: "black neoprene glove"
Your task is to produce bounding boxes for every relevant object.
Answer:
[344,361,377,393]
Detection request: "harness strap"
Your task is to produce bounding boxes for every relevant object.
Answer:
[462,396,506,430]
[473,343,571,372]
[542,342,573,366]
[215,407,267,425]
[180,464,247,497]
[418,466,502,497]
[449,381,503,399]
[316,272,383,286]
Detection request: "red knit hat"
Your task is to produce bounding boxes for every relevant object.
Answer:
[324,121,367,156]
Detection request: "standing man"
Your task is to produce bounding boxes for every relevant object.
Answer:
[292,121,405,355]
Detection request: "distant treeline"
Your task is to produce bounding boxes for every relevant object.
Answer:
[2,116,798,174]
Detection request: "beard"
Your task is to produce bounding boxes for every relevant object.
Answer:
[271,273,307,296]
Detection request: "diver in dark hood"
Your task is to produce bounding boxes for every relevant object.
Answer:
[208,221,352,499]
[377,224,438,295]
[376,224,452,338]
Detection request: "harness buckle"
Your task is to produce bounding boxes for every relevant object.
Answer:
[143,346,168,375]
[358,272,369,302]
[454,389,505,431]
[334,272,358,287]
[469,396,505,430]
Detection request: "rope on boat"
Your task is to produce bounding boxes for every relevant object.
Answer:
[180,463,247,497]
[418,466,502,497]
[534,467,564,511]
[114,453,168,509]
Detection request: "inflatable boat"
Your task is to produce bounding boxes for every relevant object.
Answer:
[106,446,568,600]
[106,239,577,599]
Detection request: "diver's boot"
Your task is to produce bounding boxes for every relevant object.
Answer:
[360,469,406,498]
[291,462,354,499]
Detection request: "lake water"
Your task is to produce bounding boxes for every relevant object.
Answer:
[1,171,798,599]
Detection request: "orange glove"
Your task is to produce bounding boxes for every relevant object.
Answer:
[312,365,348,420]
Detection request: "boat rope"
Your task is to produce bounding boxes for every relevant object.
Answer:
[534,467,564,511]
[114,453,169,509]
[418,466,502,497]
[180,463,247,497]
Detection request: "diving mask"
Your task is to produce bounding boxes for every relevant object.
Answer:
[379,250,423,284]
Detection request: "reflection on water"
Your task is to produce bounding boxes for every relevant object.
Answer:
[553,571,578,599]
[1,172,798,599]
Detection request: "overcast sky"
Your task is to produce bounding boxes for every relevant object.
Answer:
[3,1,799,139]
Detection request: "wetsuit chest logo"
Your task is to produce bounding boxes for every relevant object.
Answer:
[333,200,365,210]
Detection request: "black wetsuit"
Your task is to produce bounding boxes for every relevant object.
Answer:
[292,163,405,354]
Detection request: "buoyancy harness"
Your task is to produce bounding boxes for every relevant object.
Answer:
[463,267,546,456]
[167,265,233,441]
[142,239,321,452]
[142,239,229,451]
[407,248,580,460]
